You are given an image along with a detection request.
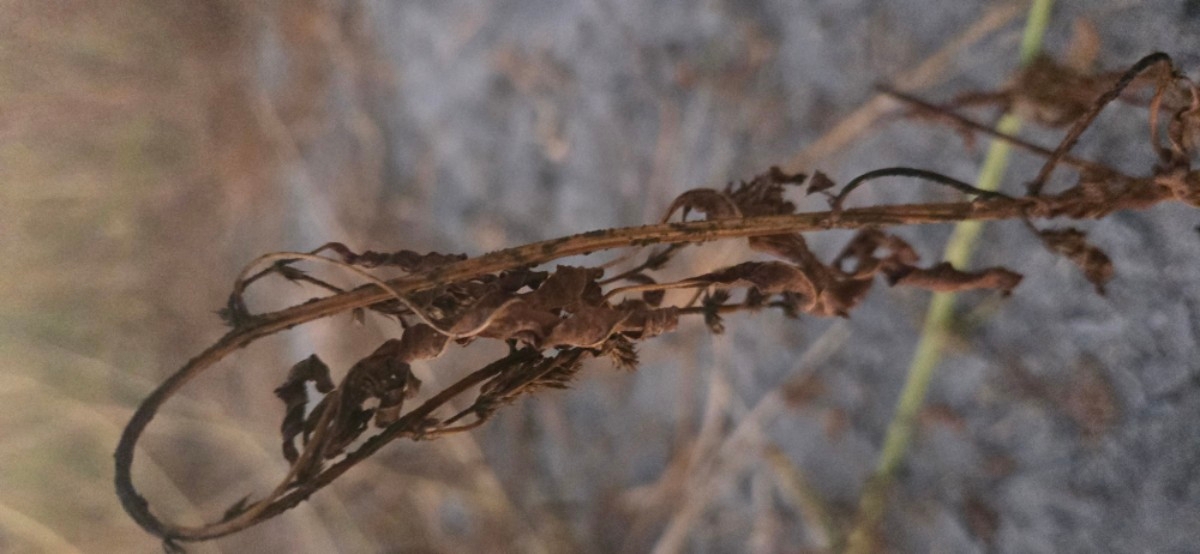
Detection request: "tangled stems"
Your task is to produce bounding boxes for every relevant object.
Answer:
[115,169,1197,542]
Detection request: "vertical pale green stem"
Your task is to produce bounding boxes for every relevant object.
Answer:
[843,1,1053,552]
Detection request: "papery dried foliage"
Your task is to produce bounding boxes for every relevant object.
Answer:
[1036,227,1114,294]
[274,355,334,463]
[114,52,1200,545]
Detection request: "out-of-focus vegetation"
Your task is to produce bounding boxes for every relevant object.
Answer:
[1,3,277,552]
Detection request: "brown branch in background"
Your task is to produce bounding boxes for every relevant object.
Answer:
[880,86,1107,173]
[113,52,1200,546]
[1028,52,1178,195]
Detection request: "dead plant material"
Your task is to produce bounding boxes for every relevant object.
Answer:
[115,52,1200,545]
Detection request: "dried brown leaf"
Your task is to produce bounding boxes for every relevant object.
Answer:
[663,189,742,221]
[805,171,836,196]
[701,290,731,334]
[274,355,334,463]
[884,261,1023,295]
[726,168,802,216]
[749,234,822,267]
[694,261,819,298]
[615,301,679,339]
[322,406,373,460]
[1037,228,1113,294]
[217,293,255,328]
[600,335,639,370]
[689,257,876,318]
[476,299,563,345]
[396,323,449,361]
[447,291,523,336]
[767,165,808,185]
[318,242,467,271]
[816,276,876,318]
[524,265,604,312]
[341,339,424,428]
[832,228,919,276]
[543,305,629,348]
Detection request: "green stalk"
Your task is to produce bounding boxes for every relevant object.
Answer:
[843,1,1054,552]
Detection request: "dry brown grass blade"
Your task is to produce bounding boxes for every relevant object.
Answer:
[784,1,1027,171]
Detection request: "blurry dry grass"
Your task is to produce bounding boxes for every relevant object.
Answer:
[1,1,278,552]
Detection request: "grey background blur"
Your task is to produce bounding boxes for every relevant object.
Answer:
[3,1,1199,552]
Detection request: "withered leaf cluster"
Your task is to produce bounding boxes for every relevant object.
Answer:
[667,170,1023,319]
[269,261,682,478]
[265,167,1031,483]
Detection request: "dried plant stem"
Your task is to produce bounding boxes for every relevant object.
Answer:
[115,161,1193,541]
[109,31,1200,546]
[845,1,1054,551]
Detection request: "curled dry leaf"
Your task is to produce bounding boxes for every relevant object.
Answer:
[523,265,604,312]
[1037,227,1114,294]
[806,171,836,196]
[217,293,255,329]
[693,261,818,297]
[600,335,639,370]
[702,290,731,334]
[883,262,1024,295]
[274,355,334,463]
[664,189,743,221]
[833,228,920,276]
[726,167,805,216]
[543,305,630,348]
[341,332,441,428]
[614,300,679,339]
[395,323,450,362]
[426,265,679,350]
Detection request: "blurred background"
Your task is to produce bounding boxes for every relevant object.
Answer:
[3,0,1200,552]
